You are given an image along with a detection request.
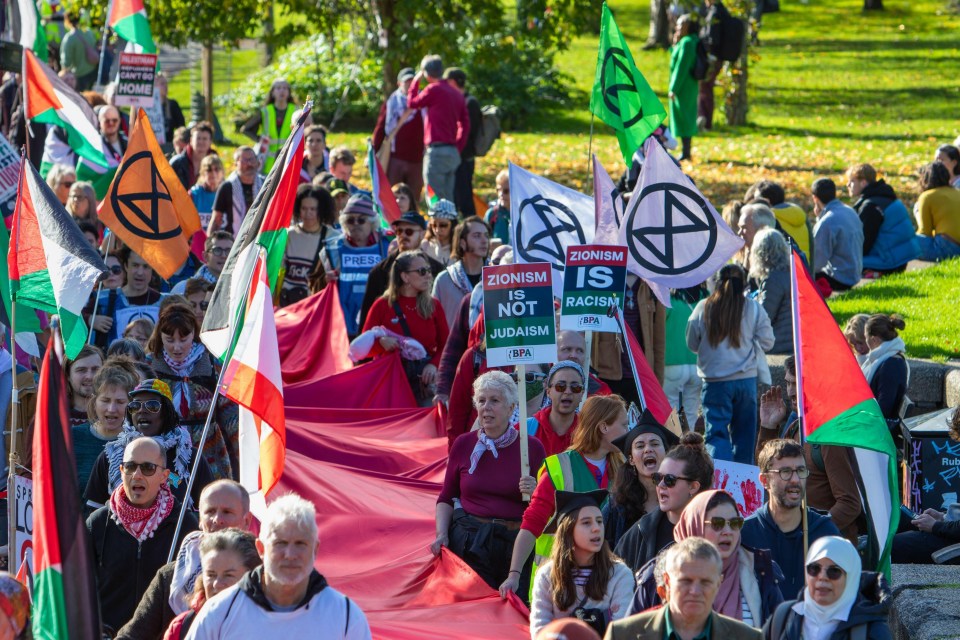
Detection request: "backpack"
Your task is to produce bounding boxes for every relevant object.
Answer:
[691,39,710,81]
[473,105,502,157]
[716,13,746,62]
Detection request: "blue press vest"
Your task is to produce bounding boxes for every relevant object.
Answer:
[328,238,389,335]
[862,199,920,271]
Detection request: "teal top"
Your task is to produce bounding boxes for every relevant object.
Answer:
[72,422,117,492]
[665,607,713,640]
[664,292,701,366]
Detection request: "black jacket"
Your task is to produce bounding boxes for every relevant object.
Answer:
[869,355,908,422]
[115,562,176,640]
[358,250,445,331]
[853,180,898,257]
[614,508,675,574]
[764,571,892,640]
[87,498,199,635]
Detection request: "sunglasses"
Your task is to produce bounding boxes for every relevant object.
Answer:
[652,472,694,488]
[806,563,845,580]
[197,301,209,311]
[433,221,452,229]
[395,227,420,237]
[108,265,123,275]
[61,181,75,189]
[121,461,164,476]
[405,267,430,276]
[128,399,162,413]
[766,466,810,481]
[550,382,584,394]
[704,516,745,532]
[343,216,368,226]
[102,118,120,125]
[208,247,229,257]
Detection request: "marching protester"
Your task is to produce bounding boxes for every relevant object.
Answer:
[208,146,265,237]
[606,538,762,640]
[66,344,104,426]
[420,198,458,266]
[763,536,892,640]
[120,247,163,306]
[46,163,77,206]
[147,303,238,480]
[687,263,774,464]
[241,78,295,173]
[629,490,784,628]
[87,437,200,636]
[279,185,340,307]
[615,432,714,573]
[499,395,629,601]
[748,229,793,355]
[361,250,449,405]
[373,67,424,198]
[188,156,226,260]
[163,528,262,640]
[301,125,330,184]
[392,183,419,216]
[432,216,490,329]
[432,371,545,592]
[444,67,483,217]
[186,494,372,639]
[527,361,586,457]
[117,479,253,640]
[170,121,217,192]
[529,490,635,638]
[66,180,98,228]
[605,410,680,546]
[669,14,699,162]
[84,379,215,512]
[485,169,511,247]
[184,280,214,326]
[172,232,232,295]
[663,286,707,426]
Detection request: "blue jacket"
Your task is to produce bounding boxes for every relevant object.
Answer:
[855,182,920,271]
[741,503,840,600]
[627,544,784,625]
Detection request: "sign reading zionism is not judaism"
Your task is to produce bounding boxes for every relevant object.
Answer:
[483,263,557,367]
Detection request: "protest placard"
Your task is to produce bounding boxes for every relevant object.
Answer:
[559,244,627,333]
[115,52,158,107]
[483,262,557,367]
[713,459,764,517]
[0,133,21,217]
[13,475,32,577]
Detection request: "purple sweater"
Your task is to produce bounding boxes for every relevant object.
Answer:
[438,432,546,520]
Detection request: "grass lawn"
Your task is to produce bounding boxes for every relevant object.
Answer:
[828,259,960,362]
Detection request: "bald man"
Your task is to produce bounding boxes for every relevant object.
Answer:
[117,479,253,640]
[87,438,199,636]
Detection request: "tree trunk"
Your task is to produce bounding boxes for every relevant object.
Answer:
[724,18,749,126]
[264,1,275,64]
[863,0,883,9]
[202,43,214,123]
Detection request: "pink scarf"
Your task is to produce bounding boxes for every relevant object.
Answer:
[673,490,742,620]
[109,482,175,543]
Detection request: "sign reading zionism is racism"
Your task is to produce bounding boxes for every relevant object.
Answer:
[559,244,627,333]
[483,263,557,367]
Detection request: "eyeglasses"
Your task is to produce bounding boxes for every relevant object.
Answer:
[766,466,810,481]
[102,118,120,125]
[704,516,745,532]
[108,265,123,275]
[395,227,420,237]
[405,267,430,276]
[806,563,845,580]
[343,216,368,226]
[121,461,164,476]
[208,247,229,257]
[550,382,584,394]
[652,472,694,488]
[128,399,162,413]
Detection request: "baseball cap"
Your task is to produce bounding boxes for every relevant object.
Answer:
[342,194,377,218]
[393,211,427,230]
[129,378,174,404]
[397,67,415,83]
[327,179,349,197]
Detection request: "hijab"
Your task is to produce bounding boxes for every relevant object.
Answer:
[673,490,742,620]
[796,536,862,640]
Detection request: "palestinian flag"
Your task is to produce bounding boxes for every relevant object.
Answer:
[8,159,108,360]
[790,251,899,575]
[221,248,286,520]
[32,342,102,639]
[108,0,157,53]
[367,138,401,229]
[621,312,681,436]
[22,49,107,169]
[12,0,48,61]
[425,184,439,209]
[201,104,310,359]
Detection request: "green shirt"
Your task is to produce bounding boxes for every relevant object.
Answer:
[72,422,116,492]
[664,607,713,640]
[664,292,700,366]
[60,28,98,77]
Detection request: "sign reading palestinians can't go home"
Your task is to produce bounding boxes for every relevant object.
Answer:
[483,263,557,367]
[559,244,627,333]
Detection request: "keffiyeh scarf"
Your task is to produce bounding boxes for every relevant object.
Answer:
[109,482,175,543]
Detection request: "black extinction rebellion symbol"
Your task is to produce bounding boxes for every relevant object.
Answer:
[515,194,587,272]
[601,47,643,128]
[109,151,181,240]
[625,183,717,276]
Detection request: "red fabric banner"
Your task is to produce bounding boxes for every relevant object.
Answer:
[277,361,530,639]
[275,285,352,384]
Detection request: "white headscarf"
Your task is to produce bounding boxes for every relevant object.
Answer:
[793,536,862,640]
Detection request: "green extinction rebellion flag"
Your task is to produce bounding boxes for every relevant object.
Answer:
[559,244,627,333]
[483,263,557,367]
[590,2,667,164]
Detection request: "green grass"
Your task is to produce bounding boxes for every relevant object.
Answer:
[827,259,960,362]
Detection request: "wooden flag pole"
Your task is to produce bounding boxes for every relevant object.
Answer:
[579,330,593,411]
[518,364,530,502]
[6,303,19,570]
[87,233,115,343]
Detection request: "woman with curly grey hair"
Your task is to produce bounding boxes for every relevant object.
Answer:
[749,228,793,354]
[432,370,546,594]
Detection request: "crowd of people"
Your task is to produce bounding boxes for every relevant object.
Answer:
[0,14,957,639]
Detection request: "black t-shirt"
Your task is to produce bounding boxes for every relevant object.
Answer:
[213,181,256,233]
[466,271,482,289]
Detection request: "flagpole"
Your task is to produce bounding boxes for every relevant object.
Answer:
[579,330,592,411]
[517,365,530,502]
[585,114,595,184]
[6,301,19,570]
[96,0,115,91]
[87,233,115,343]
[609,304,647,411]
[788,250,809,558]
